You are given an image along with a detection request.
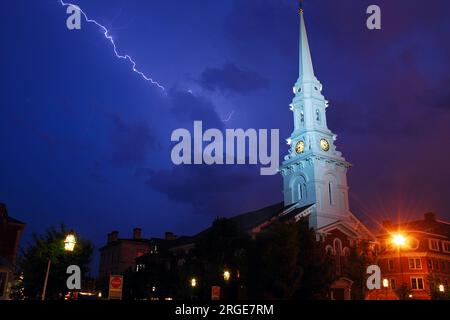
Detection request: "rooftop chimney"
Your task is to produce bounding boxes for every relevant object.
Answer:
[165,232,177,241]
[110,231,119,242]
[133,228,142,240]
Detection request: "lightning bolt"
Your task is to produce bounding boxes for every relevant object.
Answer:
[222,110,235,123]
[59,0,166,92]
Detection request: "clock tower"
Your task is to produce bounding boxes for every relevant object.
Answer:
[280,7,353,229]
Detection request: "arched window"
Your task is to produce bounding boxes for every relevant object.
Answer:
[300,109,304,124]
[333,238,343,256]
[293,175,307,202]
[325,245,334,255]
[328,182,333,205]
[343,247,350,256]
[316,109,321,122]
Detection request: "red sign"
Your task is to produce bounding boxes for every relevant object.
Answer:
[110,277,122,289]
[109,275,123,300]
[211,286,221,300]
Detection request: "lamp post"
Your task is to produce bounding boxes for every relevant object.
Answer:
[41,233,76,300]
[391,233,406,287]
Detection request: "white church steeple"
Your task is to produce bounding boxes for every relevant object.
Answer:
[298,7,316,83]
[280,5,352,229]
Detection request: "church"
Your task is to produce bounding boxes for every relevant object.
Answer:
[171,5,377,300]
[277,6,376,298]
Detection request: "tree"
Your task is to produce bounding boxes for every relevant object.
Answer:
[395,283,412,300]
[342,240,374,299]
[19,225,93,300]
[428,274,450,300]
[193,218,251,300]
[246,219,334,299]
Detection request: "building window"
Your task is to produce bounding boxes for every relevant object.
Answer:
[408,258,422,270]
[390,279,397,290]
[409,238,420,250]
[442,241,450,253]
[328,182,333,205]
[388,260,394,271]
[429,239,440,251]
[411,277,424,290]
[300,110,304,124]
[428,259,434,270]
[435,260,440,271]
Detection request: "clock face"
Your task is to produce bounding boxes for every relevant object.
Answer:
[320,139,330,151]
[295,140,305,154]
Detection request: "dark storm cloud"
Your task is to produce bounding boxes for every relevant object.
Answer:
[109,114,157,167]
[146,164,259,215]
[168,89,225,130]
[198,63,269,95]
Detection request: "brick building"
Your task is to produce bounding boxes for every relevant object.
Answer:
[98,228,179,280]
[371,212,450,299]
[0,203,25,300]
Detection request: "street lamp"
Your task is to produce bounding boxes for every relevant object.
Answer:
[439,284,445,293]
[391,233,407,288]
[64,234,77,252]
[392,234,406,247]
[41,232,77,300]
[190,278,197,288]
[223,270,231,282]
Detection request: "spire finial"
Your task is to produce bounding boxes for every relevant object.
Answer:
[299,0,304,14]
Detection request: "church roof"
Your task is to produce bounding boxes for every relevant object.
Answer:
[298,8,316,82]
[230,202,289,231]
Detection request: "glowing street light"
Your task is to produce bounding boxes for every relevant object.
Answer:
[190,278,197,288]
[64,233,77,252]
[392,234,406,247]
[439,284,445,293]
[382,278,389,288]
[223,270,231,282]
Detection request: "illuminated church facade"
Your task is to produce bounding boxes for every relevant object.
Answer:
[279,8,374,241]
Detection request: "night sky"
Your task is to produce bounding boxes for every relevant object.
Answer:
[1,0,450,274]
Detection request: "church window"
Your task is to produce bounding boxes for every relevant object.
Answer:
[316,109,321,122]
[333,238,342,255]
[325,245,334,255]
[328,182,333,205]
[342,247,350,256]
[300,110,304,124]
